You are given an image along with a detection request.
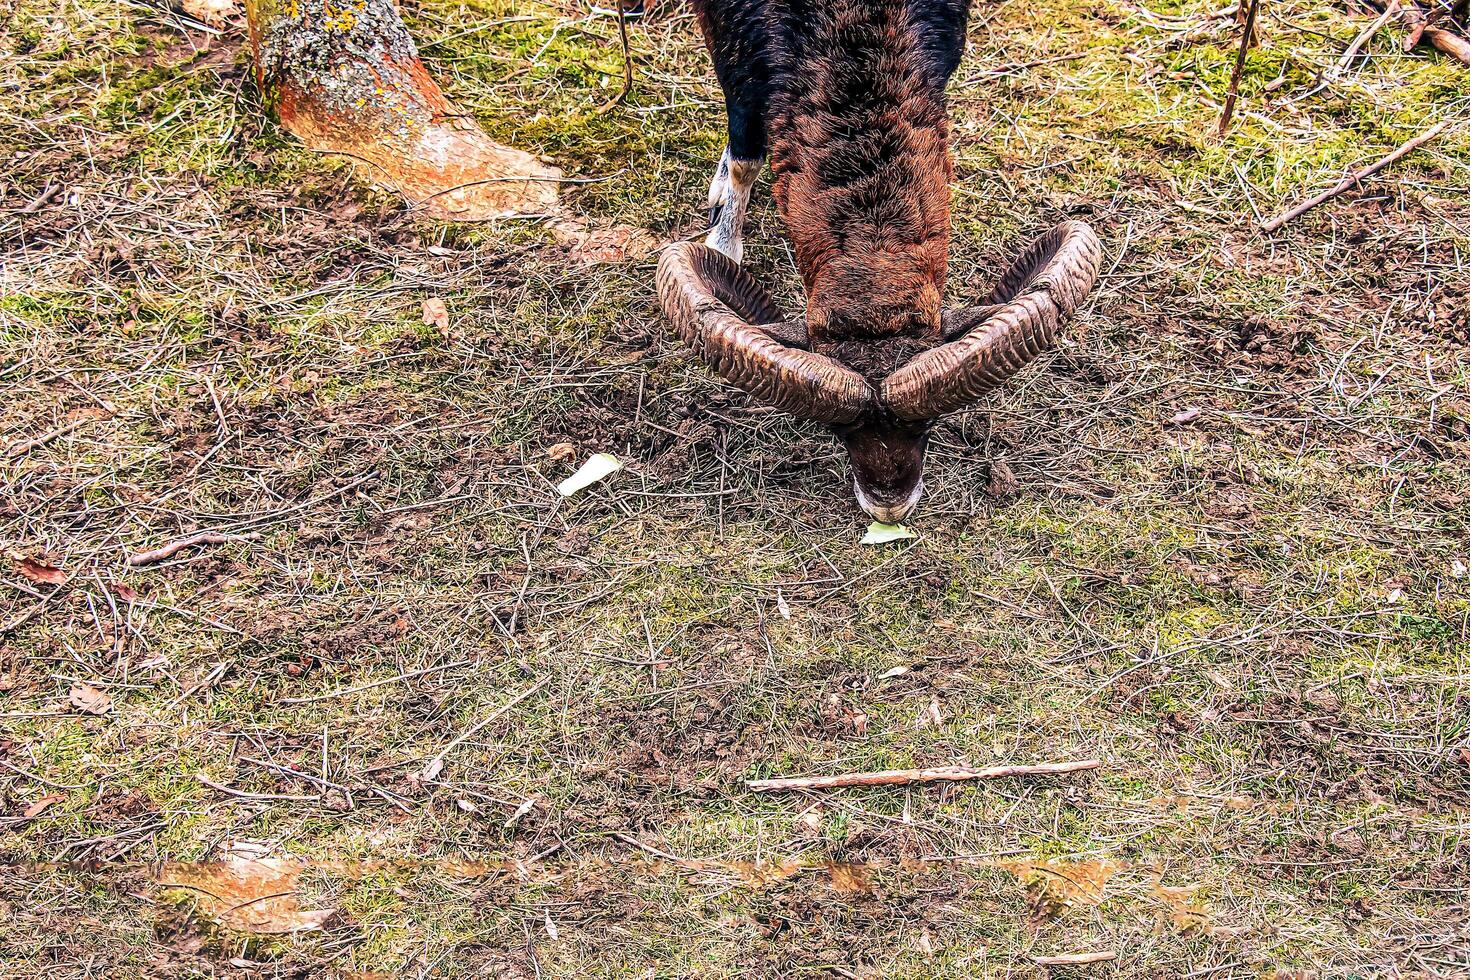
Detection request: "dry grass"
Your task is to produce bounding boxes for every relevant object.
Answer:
[3,0,1469,976]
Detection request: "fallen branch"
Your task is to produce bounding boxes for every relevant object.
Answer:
[126,531,262,567]
[1421,24,1470,65]
[746,758,1102,793]
[1033,951,1117,967]
[1218,0,1263,136]
[1259,120,1450,232]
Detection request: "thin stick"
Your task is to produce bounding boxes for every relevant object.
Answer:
[126,531,262,567]
[195,773,316,801]
[418,676,550,781]
[1218,0,1262,137]
[1033,951,1117,966]
[280,658,475,704]
[5,418,91,459]
[746,759,1102,793]
[1334,1,1398,79]
[1259,120,1450,231]
[596,0,633,113]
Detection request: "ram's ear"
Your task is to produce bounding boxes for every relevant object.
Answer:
[658,243,874,425]
[882,221,1102,421]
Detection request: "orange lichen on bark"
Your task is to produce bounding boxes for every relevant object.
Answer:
[244,0,560,219]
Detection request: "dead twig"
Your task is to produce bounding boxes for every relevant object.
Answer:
[195,773,316,801]
[418,676,550,782]
[596,0,634,112]
[126,531,263,567]
[746,759,1102,792]
[1259,119,1450,231]
[280,658,476,704]
[1218,0,1263,136]
[1033,951,1117,967]
[5,417,91,459]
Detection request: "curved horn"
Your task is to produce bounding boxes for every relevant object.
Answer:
[658,242,877,425]
[882,220,1102,422]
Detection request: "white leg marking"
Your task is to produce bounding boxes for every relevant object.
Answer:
[705,146,761,264]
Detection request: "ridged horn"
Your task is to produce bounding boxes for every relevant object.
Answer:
[657,242,877,425]
[882,220,1103,422]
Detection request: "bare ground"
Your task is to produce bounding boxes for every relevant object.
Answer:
[2,0,1469,976]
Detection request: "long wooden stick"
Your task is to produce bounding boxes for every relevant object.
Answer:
[746,759,1102,793]
[1259,120,1450,232]
[1033,951,1117,967]
[127,531,262,567]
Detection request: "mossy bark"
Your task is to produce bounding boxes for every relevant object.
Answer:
[244,0,561,219]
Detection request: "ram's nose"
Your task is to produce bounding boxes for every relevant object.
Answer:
[854,479,924,525]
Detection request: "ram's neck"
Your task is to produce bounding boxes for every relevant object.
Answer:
[767,0,954,342]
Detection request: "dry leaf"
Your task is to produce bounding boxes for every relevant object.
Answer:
[23,794,65,819]
[505,796,538,828]
[69,682,111,715]
[1171,407,1202,424]
[112,582,139,602]
[158,842,334,934]
[987,458,1018,500]
[181,0,239,26]
[842,705,868,735]
[548,219,656,266]
[547,442,576,463]
[421,297,449,330]
[1457,747,1470,767]
[826,861,872,894]
[557,453,623,496]
[15,557,68,585]
[915,695,943,729]
[775,592,792,620]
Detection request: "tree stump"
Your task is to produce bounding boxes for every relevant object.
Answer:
[244,0,561,219]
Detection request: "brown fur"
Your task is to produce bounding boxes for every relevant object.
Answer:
[766,0,955,379]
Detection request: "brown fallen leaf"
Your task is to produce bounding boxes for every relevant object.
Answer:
[987,458,1018,500]
[1171,406,1202,424]
[15,557,68,585]
[421,297,449,331]
[547,442,576,463]
[69,682,112,715]
[827,861,872,894]
[159,841,335,934]
[23,794,65,819]
[1457,746,1470,767]
[547,218,656,266]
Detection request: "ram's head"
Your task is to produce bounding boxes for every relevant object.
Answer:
[657,221,1102,522]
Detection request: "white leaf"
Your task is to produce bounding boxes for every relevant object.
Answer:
[419,757,444,782]
[557,453,623,496]
[544,911,558,940]
[861,522,917,545]
[775,592,792,620]
[505,796,538,828]
[879,666,909,680]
